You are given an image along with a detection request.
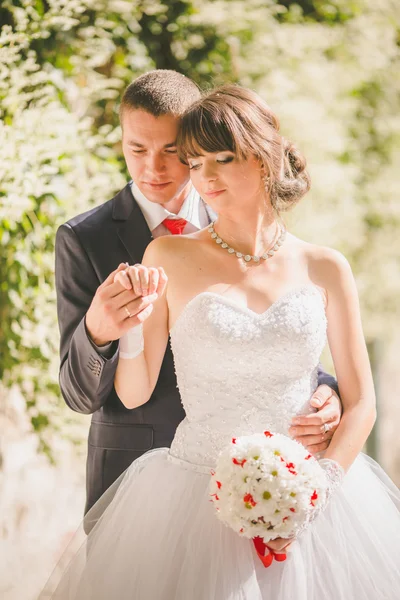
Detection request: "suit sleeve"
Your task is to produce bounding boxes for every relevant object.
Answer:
[317,363,340,398]
[55,223,119,414]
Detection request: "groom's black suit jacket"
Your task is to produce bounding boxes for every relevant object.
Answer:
[56,183,339,515]
[56,184,184,514]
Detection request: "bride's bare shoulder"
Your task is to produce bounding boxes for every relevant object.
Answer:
[294,236,348,266]
[142,230,208,269]
[289,234,353,289]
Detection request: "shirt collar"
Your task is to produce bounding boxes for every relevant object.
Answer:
[130,180,205,231]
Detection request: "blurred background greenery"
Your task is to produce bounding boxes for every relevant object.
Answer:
[1,1,399,598]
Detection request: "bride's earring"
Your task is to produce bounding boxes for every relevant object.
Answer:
[262,169,271,192]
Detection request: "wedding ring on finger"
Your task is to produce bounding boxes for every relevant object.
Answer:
[323,423,330,435]
[124,306,132,318]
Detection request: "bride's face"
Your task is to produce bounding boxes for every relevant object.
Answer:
[187,150,266,215]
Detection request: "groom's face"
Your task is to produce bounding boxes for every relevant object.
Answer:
[121,109,190,205]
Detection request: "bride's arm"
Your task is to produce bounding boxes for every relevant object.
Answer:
[321,249,376,471]
[114,240,169,409]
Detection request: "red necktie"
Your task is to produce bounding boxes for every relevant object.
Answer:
[162,218,188,235]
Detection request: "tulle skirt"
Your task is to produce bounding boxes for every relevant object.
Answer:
[39,449,400,600]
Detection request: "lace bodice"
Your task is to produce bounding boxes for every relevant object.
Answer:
[168,286,327,473]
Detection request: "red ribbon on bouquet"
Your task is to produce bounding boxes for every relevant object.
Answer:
[252,537,287,568]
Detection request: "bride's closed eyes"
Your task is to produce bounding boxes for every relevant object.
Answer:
[188,154,235,170]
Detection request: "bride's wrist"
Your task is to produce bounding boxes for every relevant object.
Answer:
[119,324,144,359]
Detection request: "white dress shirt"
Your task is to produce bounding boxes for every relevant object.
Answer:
[130,181,213,238]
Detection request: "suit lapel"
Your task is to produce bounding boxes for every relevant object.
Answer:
[112,185,214,264]
[113,185,153,263]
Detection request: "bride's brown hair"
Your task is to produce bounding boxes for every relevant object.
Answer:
[177,84,310,212]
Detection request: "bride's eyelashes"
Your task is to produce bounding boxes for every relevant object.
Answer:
[188,156,234,170]
[217,156,234,165]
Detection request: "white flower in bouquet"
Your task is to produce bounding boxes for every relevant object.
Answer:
[209,431,328,545]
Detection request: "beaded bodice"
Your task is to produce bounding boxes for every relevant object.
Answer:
[168,286,327,473]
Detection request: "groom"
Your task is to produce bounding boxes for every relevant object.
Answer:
[55,69,342,514]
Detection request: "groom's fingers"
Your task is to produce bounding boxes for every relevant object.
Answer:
[112,289,141,310]
[118,297,157,331]
[290,408,338,428]
[304,439,330,455]
[294,431,333,448]
[113,269,133,291]
[99,263,127,290]
[309,384,333,408]
[101,264,135,297]
[289,420,335,437]
[121,293,158,319]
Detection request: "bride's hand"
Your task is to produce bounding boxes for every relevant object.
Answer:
[266,537,294,553]
[114,265,168,326]
[114,264,168,298]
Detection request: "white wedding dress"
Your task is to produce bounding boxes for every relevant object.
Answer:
[42,286,400,599]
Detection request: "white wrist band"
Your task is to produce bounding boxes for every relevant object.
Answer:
[119,324,144,359]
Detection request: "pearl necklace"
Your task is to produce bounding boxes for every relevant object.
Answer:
[208,222,286,263]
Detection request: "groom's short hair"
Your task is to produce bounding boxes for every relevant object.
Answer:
[120,70,201,120]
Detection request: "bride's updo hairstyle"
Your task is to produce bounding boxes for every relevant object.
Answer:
[177,84,310,212]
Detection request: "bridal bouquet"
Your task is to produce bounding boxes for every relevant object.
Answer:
[209,431,329,566]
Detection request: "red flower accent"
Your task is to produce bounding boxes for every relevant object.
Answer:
[240,528,244,533]
[216,481,222,489]
[243,493,257,507]
[211,469,215,476]
[233,458,247,467]
[285,462,297,475]
[280,456,286,463]
[305,454,312,460]
[283,516,289,522]
[310,490,318,506]
[264,431,274,438]
[290,508,296,513]
[232,437,237,444]
[210,493,219,501]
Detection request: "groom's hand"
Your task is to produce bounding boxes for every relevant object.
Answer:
[85,263,159,346]
[289,385,341,454]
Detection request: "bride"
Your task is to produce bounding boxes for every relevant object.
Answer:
[42,85,400,599]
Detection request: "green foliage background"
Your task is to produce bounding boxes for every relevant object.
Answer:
[1,0,399,458]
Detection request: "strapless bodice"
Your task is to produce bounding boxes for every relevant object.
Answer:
[168,286,327,472]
